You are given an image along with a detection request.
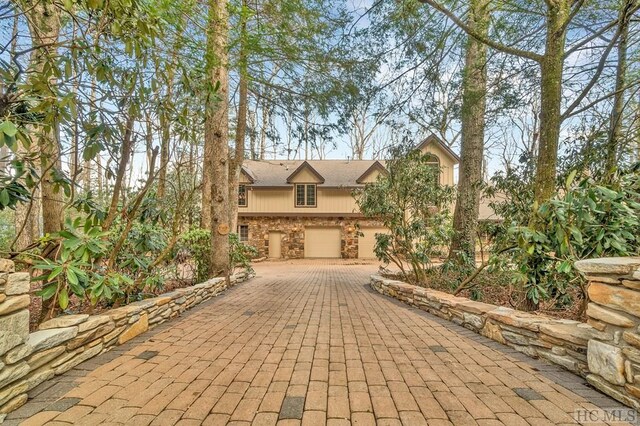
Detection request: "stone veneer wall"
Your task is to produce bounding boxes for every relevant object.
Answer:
[240,216,384,259]
[370,257,640,410]
[0,259,251,420]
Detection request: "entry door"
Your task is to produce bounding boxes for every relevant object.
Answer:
[268,232,282,258]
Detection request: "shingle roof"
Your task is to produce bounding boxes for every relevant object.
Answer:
[242,159,385,187]
[242,134,460,188]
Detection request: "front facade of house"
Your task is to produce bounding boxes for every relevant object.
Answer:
[237,135,459,259]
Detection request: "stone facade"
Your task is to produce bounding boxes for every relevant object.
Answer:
[371,256,640,410]
[0,260,252,421]
[239,216,384,259]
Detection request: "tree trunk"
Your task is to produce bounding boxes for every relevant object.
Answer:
[604,0,631,179]
[21,0,64,237]
[102,110,135,230]
[157,24,183,199]
[636,92,640,162]
[533,1,569,205]
[259,94,268,160]
[248,108,257,159]
[205,0,230,277]
[449,0,489,265]
[228,0,249,232]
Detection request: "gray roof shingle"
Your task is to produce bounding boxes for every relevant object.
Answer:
[242,159,385,188]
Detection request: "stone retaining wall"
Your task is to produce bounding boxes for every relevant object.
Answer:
[0,260,251,420]
[370,257,640,410]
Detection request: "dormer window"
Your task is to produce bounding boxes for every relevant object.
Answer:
[295,184,316,207]
[238,184,247,207]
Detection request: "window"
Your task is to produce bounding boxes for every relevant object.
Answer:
[238,225,249,242]
[238,185,247,207]
[295,184,316,207]
[425,154,440,186]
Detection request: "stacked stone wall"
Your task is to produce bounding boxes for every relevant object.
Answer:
[0,260,251,421]
[371,257,640,409]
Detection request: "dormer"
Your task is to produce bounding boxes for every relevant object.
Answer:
[356,161,387,184]
[286,161,325,184]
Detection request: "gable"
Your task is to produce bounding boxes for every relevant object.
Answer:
[286,161,325,184]
[416,134,460,164]
[420,143,456,170]
[356,161,387,184]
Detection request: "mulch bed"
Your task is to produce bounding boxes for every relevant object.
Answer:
[382,267,585,322]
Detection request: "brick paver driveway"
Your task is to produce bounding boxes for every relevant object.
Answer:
[6,261,626,425]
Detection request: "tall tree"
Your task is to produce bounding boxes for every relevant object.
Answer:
[229,0,249,232]
[420,0,581,204]
[21,0,64,237]
[204,0,231,276]
[604,0,634,178]
[449,0,489,265]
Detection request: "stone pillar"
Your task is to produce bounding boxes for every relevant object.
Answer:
[0,259,32,417]
[575,257,640,409]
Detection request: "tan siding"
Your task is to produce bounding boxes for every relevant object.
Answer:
[244,187,359,214]
[359,169,384,183]
[289,167,323,183]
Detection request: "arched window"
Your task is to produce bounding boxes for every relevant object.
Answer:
[425,154,440,186]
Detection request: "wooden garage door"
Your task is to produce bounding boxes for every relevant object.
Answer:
[358,227,389,259]
[304,227,341,258]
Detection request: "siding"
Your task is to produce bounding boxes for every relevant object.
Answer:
[241,188,360,215]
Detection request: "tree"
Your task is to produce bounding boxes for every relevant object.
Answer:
[449,0,489,265]
[604,0,635,179]
[204,0,231,277]
[17,0,64,242]
[418,0,637,205]
[229,0,249,232]
[356,147,454,282]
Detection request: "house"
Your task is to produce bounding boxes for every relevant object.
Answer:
[237,135,460,259]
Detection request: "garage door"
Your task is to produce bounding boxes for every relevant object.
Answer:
[304,227,341,258]
[358,227,389,259]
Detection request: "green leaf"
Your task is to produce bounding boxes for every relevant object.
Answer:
[59,288,69,310]
[0,121,17,137]
[565,169,577,188]
[67,268,79,286]
[48,266,64,281]
[36,284,57,300]
[0,189,9,207]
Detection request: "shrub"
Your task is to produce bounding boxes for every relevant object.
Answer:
[229,233,258,275]
[492,164,640,309]
[178,228,211,283]
[355,147,455,282]
[178,228,258,282]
